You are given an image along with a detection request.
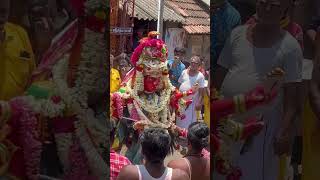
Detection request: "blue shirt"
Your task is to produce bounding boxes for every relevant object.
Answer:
[211,2,241,70]
[168,59,185,87]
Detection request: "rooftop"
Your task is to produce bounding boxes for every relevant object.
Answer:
[166,0,210,34]
[122,0,185,23]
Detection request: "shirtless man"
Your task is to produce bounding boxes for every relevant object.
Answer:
[168,122,210,180]
[117,128,188,180]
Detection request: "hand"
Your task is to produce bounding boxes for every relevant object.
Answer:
[133,121,145,131]
[191,83,199,92]
[195,103,202,111]
[170,123,182,133]
[245,86,278,110]
[241,117,264,140]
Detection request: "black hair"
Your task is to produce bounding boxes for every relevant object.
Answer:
[174,47,186,54]
[187,122,209,152]
[140,128,171,163]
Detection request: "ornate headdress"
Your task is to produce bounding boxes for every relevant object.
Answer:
[129,32,173,94]
[131,31,168,74]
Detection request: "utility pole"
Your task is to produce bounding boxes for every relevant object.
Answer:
[157,0,164,39]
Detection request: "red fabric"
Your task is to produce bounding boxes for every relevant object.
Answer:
[110,150,132,180]
[6,105,27,179]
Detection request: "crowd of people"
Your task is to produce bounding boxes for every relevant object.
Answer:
[110,38,210,179]
[212,0,320,180]
[110,47,210,129]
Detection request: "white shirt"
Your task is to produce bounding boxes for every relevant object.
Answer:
[178,69,205,101]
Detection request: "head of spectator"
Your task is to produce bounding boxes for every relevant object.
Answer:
[187,122,209,153]
[117,128,188,180]
[140,128,171,164]
[256,0,291,26]
[189,56,202,73]
[174,47,186,64]
[119,54,131,78]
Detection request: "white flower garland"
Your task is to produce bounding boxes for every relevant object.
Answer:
[129,73,172,114]
[74,119,108,179]
[122,56,177,129]
[49,28,108,177]
[54,133,73,172]
[22,96,65,118]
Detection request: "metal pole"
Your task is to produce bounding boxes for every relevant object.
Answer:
[157,0,164,39]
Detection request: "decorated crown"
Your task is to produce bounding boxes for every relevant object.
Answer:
[131,31,168,67]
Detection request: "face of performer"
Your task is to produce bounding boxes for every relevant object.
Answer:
[144,76,161,93]
[189,56,201,72]
[256,0,290,25]
[0,0,10,31]
[142,57,163,93]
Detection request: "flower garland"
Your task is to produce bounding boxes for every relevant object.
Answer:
[10,98,42,180]
[111,93,123,119]
[50,28,108,178]
[74,119,108,178]
[63,138,97,180]
[129,74,172,114]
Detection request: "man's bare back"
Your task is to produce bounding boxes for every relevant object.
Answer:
[168,156,210,180]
